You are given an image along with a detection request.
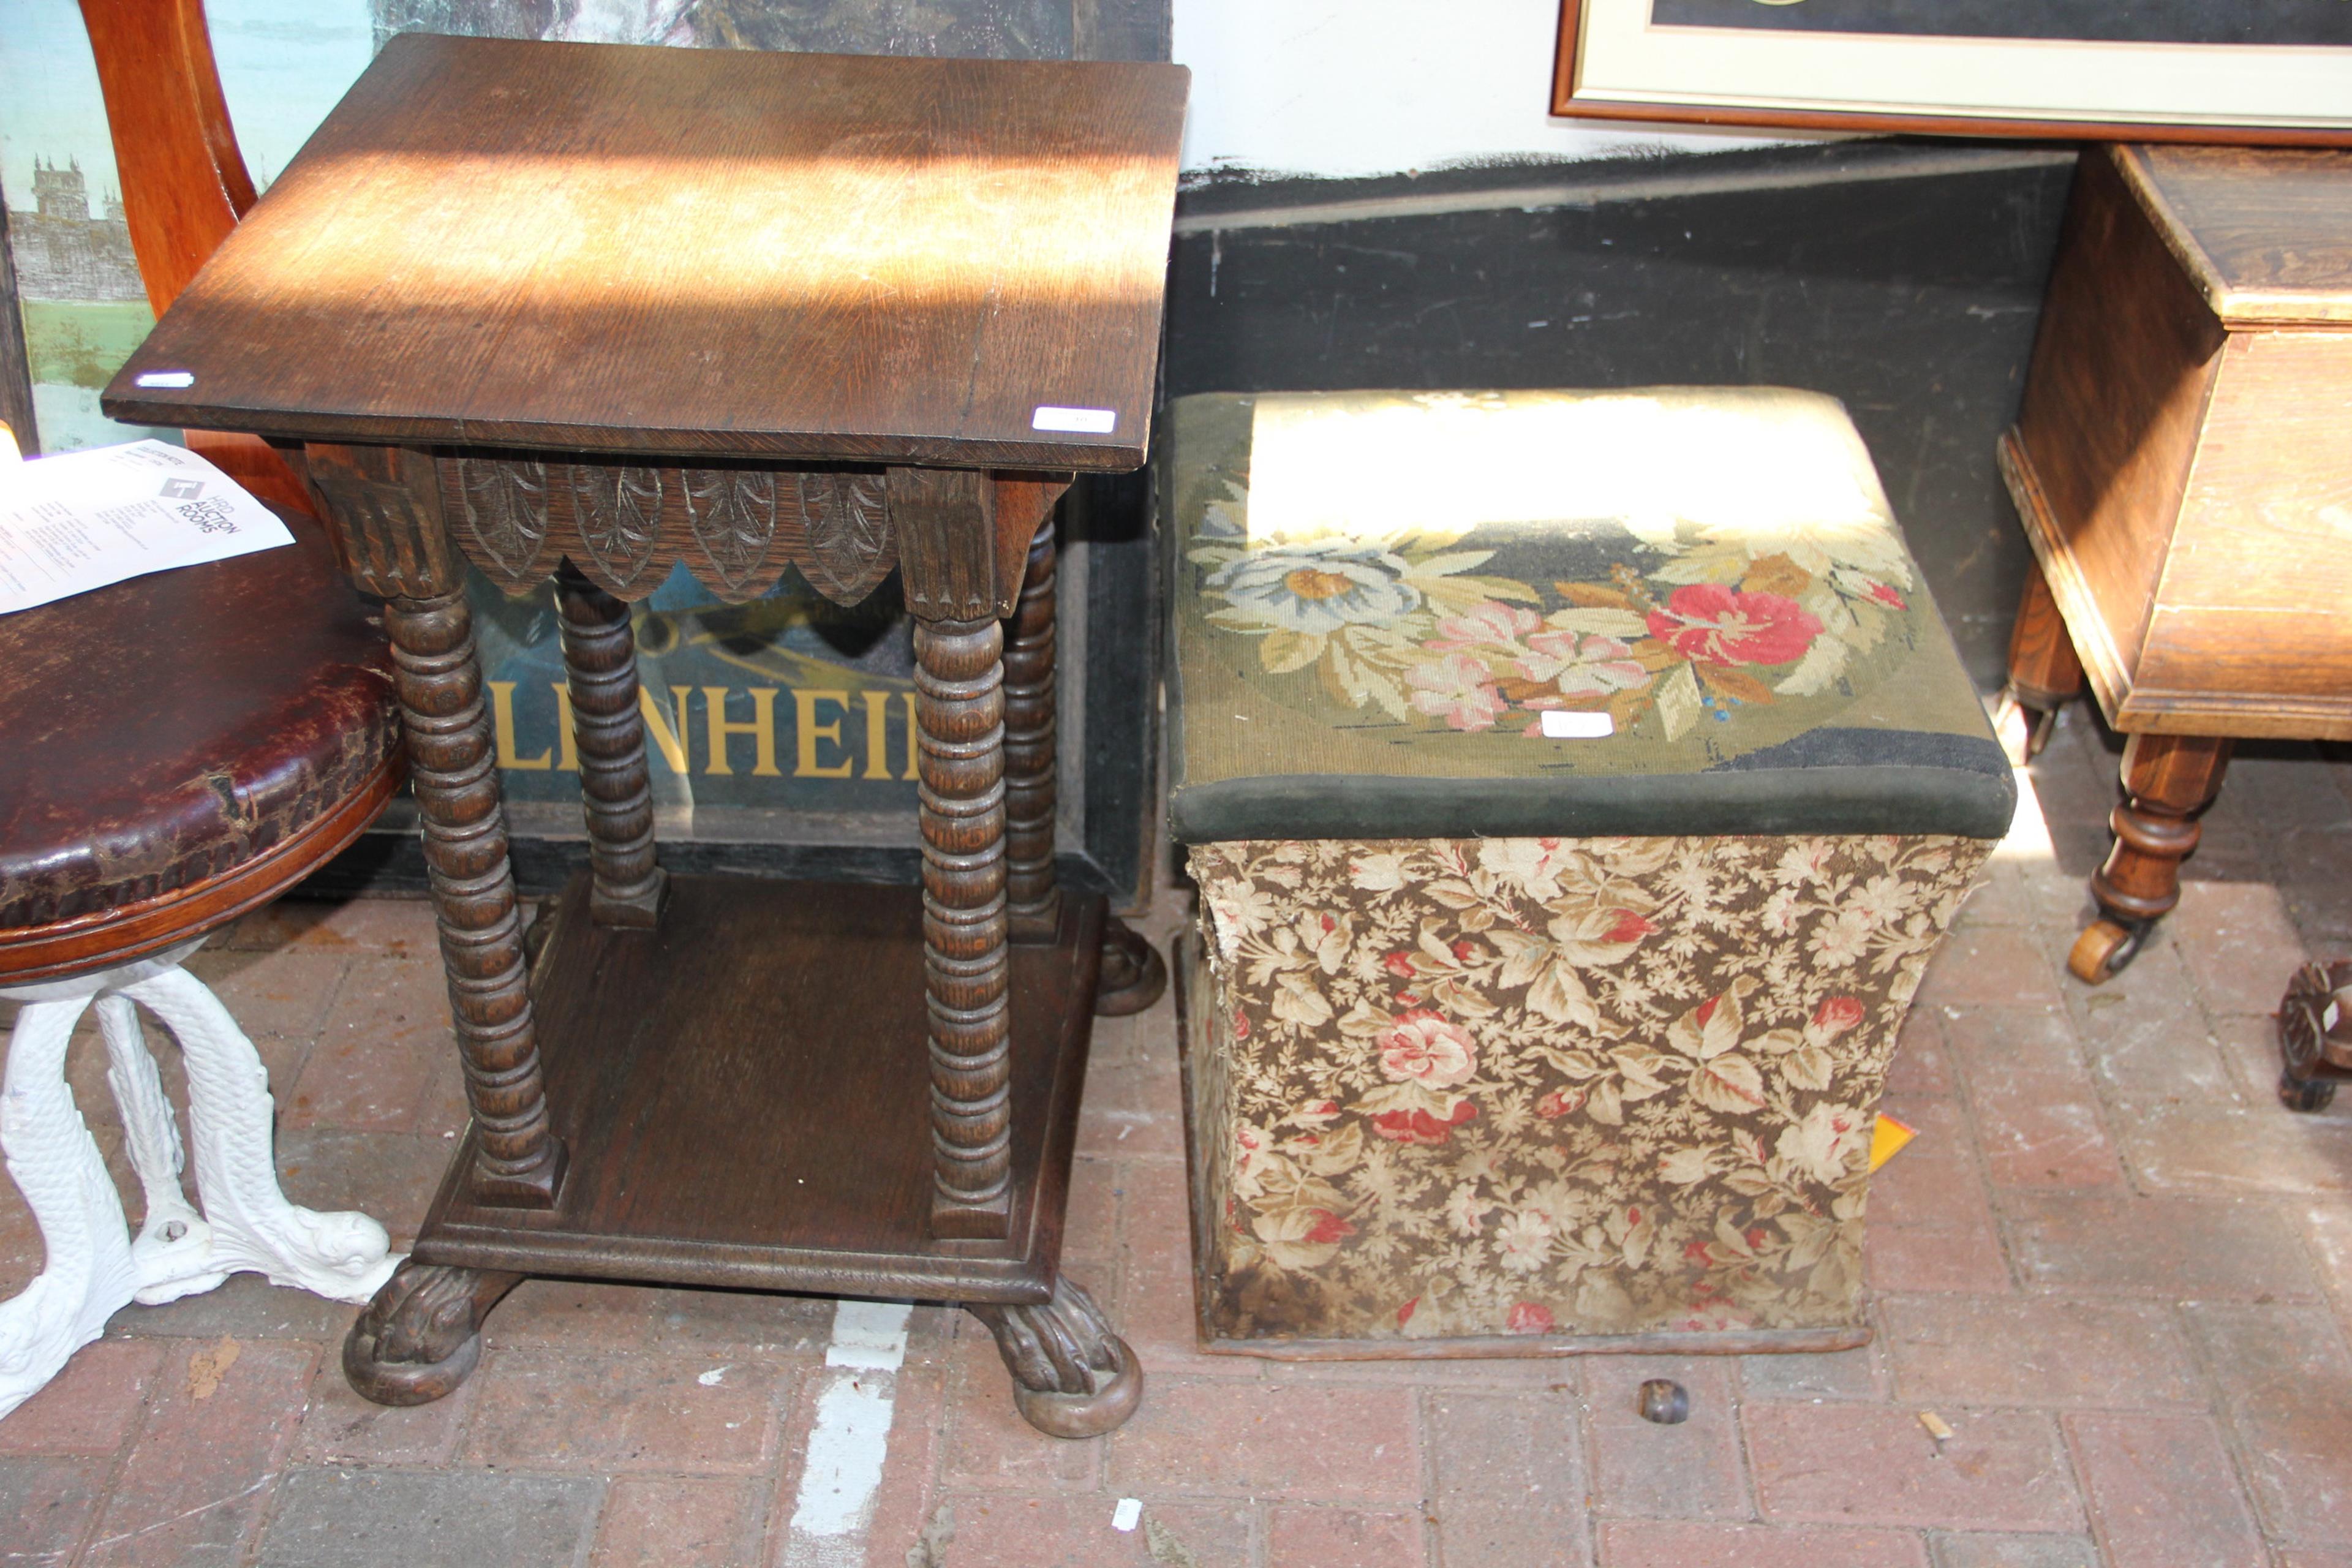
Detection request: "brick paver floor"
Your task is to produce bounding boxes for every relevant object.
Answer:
[5,707,2350,1567]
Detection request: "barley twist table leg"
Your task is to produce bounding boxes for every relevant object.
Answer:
[556,562,667,927]
[384,590,565,1207]
[916,616,1012,1240]
[1003,519,1061,943]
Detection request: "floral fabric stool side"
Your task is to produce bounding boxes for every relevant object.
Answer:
[1164,388,2015,1356]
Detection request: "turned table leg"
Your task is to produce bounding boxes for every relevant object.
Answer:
[556,563,666,927]
[2069,732,2233,985]
[350,590,559,1404]
[1994,560,2084,764]
[918,601,1139,1438]
[1004,519,1063,943]
[916,616,1016,1240]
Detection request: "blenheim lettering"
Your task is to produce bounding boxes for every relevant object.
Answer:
[489,680,922,782]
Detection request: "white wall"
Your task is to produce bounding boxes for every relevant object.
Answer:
[1172,0,1793,178]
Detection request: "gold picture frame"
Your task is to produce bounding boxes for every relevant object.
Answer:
[1551,0,2352,145]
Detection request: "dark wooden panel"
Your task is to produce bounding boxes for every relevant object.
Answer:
[1163,142,2077,688]
[2009,146,2223,706]
[2124,144,2352,324]
[413,873,1105,1300]
[106,37,1188,470]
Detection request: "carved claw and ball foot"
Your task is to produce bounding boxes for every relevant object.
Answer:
[2278,960,2352,1114]
[1093,918,1167,1018]
[343,1262,522,1406]
[966,1276,1142,1438]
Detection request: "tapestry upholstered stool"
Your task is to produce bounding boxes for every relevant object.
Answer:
[1164,389,2015,1356]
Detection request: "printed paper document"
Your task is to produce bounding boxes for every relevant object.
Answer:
[0,440,293,614]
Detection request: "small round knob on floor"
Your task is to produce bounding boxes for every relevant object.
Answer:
[2279,1070,2337,1115]
[1638,1378,1689,1425]
[1094,918,1167,1017]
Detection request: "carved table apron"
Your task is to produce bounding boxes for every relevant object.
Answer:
[301,444,1140,1436]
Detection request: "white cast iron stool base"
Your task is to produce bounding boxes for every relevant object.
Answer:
[0,941,400,1419]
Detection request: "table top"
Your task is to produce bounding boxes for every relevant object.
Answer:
[105,36,1189,470]
[2120,143,2352,327]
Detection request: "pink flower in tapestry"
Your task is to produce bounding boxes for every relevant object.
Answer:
[1406,652,1507,732]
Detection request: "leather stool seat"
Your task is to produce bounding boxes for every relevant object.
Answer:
[0,507,402,981]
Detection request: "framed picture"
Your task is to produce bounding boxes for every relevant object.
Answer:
[1551,0,2352,143]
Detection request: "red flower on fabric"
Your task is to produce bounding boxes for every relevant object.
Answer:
[1382,951,1417,979]
[1811,996,1866,1037]
[1645,583,1823,666]
[1535,1087,1586,1120]
[1506,1302,1556,1335]
[1371,1102,1479,1146]
[1866,581,1907,609]
[1305,1210,1355,1245]
[1604,910,1656,943]
[1398,1297,1419,1327]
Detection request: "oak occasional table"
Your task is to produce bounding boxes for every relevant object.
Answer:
[1996,143,2352,1010]
[105,34,1189,1437]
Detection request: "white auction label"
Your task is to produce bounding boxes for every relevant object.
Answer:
[1032,405,1117,434]
[1539,709,1615,739]
[0,440,293,614]
[134,370,196,388]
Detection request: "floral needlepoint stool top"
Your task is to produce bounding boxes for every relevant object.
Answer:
[1167,387,2010,845]
[1163,388,2013,1352]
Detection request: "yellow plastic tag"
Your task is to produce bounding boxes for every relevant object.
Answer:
[1869,1114,1917,1174]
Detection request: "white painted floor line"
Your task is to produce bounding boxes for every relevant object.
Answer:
[782,1299,914,1568]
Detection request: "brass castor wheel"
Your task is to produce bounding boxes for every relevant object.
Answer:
[2278,961,2350,1114]
[1992,687,2057,766]
[2067,918,2149,986]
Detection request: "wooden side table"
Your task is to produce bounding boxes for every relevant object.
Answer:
[1996,143,2352,993]
[106,36,1188,1437]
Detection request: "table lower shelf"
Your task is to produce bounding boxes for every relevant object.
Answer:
[410,872,1104,1305]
